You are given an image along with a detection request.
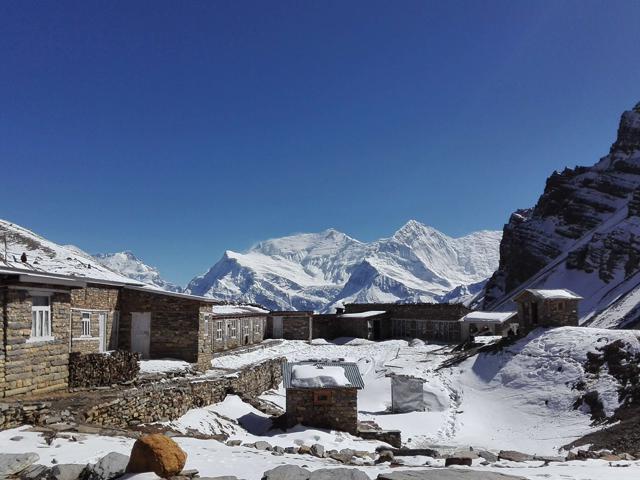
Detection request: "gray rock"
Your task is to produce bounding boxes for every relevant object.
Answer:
[18,464,49,480]
[49,464,87,480]
[376,470,528,479]
[84,452,129,480]
[254,441,273,451]
[273,446,285,454]
[445,457,472,467]
[0,453,40,477]
[309,468,368,480]
[262,465,311,480]
[477,450,498,463]
[284,447,299,454]
[310,444,325,458]
[198,477,241,480]
[375,450,394,464]
[226,440,242,447]
[498,450,534,462]
[10,436,25,441]
[533,455,565,463]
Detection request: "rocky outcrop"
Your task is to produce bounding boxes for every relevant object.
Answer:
[483,102,640,327]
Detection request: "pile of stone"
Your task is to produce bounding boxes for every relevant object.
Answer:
[230,440,375,465]
[68,351,140,389]
[566,449,636,462]
[0,403,75,431]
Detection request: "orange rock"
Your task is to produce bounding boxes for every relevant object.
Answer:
[126,434,187,478]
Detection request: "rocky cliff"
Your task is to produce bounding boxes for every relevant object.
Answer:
[484,102,640,327]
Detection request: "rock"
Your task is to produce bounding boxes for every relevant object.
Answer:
[49,464,86,480]
[533,455,565,463]
[18,464,49,480]
[273,446,285,454]
[477,450,498,463]
[84,452,129,480]
[308,468,369,480]
[445,457,472,467]
[619,452,636,460]
[298,445,312,455]
[284,447,299,454]
[599,454,621,461]
[179,469,199,477]
[498,450,534,462]
[310,444,325,458]
[255,441,273,451]
[375,450,394,464]
[226,440,242,447]
[262,465,311,480]
[377,470,528,479]
[10,436,24,441]
[0,453,40,477]
[126,434,187,478]
[198,477,240,480]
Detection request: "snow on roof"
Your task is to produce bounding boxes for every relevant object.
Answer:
[339,310,387,319]
[211,304,270,316]
[290,364,351,388]
[283,362,364,389]
[525,289,583,300]
[461,311,517,324]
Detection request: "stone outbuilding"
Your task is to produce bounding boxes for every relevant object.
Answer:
[267,311,313,341]
[513,288,582,331]
[459,311,519,342]
[283,361,364,434]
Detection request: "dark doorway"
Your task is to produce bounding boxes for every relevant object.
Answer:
[373,320,381,340]
[531,302,539,325]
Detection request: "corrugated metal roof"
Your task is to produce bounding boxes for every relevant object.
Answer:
[282,361,364,389]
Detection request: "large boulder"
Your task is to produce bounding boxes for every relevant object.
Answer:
[0,453,40,477]
[126,434,187,478]
[445,457,472,467]
[18,464,49,480]
[309,468,369,480]
[377,471,527,479]
[50,464,87,480]
[497,450,534,462]
[84,452,129,480]
[262,465,311,480]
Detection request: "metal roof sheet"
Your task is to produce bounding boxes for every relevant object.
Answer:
[282,361,364,389]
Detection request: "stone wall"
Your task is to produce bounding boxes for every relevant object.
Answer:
[2,288,70,398]
[516,293,579,331]
[285,387,358,434]
[68,351,140,388]
[312,315,341,340]
[267,314,313,341]
[344,303,471,320]
[83,357,284,428]
[0,402,53,430]
[118,289,200,362]
[210,315,266,353]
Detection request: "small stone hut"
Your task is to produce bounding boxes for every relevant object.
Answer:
[459,311,519,342]
[513,288,582,332]
[267,311,313,341]
[283,361,364,434]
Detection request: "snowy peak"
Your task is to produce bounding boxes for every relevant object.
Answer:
[92,251,183,293]
[187,221,502,312]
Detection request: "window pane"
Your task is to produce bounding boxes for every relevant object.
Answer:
[32,296,49,307]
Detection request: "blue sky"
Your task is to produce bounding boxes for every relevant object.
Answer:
[1,1,640,285]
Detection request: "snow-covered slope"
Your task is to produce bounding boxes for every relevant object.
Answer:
[485,102,640,327]
[92,251,183,292]
[187,220,501,311]
[0,219,141,284]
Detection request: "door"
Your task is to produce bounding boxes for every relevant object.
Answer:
[272,316,283,338]
[131,312,151,358]
[98,313,107,353]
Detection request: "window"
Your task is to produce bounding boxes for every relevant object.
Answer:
[229,319,237,338]
[313,390,333,405]
[254,319,261,333]
[31,296,51,339]
[204,317,210,336]
[81,312,91,337]
[112,311,120,348]
[216,320,223,340]
[243,319,250,335]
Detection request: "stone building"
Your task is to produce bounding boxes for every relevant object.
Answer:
[319,303,472,343]
[283,361,364,434]
[459,311,519,342]
[267,311,313,341]
[513,289,582,331]
[0,265,269,398]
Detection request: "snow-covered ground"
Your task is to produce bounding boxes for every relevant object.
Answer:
[4,327,640,479]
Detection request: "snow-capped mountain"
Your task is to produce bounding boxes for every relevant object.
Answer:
[92,251,183,293]
[484,101,640,328]
[186,220,502,312]
[0,219,141,284]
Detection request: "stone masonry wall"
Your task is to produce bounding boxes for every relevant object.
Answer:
[119,289,200,362]
[83,357,284,428]
[68,351,140,388]
[70,286,121,354]
[286,387,358,434]
[3,289,71,398]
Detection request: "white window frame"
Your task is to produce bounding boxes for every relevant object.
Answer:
[243,319,250,335]
[254,318,261,333]
[230,319,237,338]
[81,311,91,337]
[30,296,52,340]
[204,316,210,336]
[215,320,223,341]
